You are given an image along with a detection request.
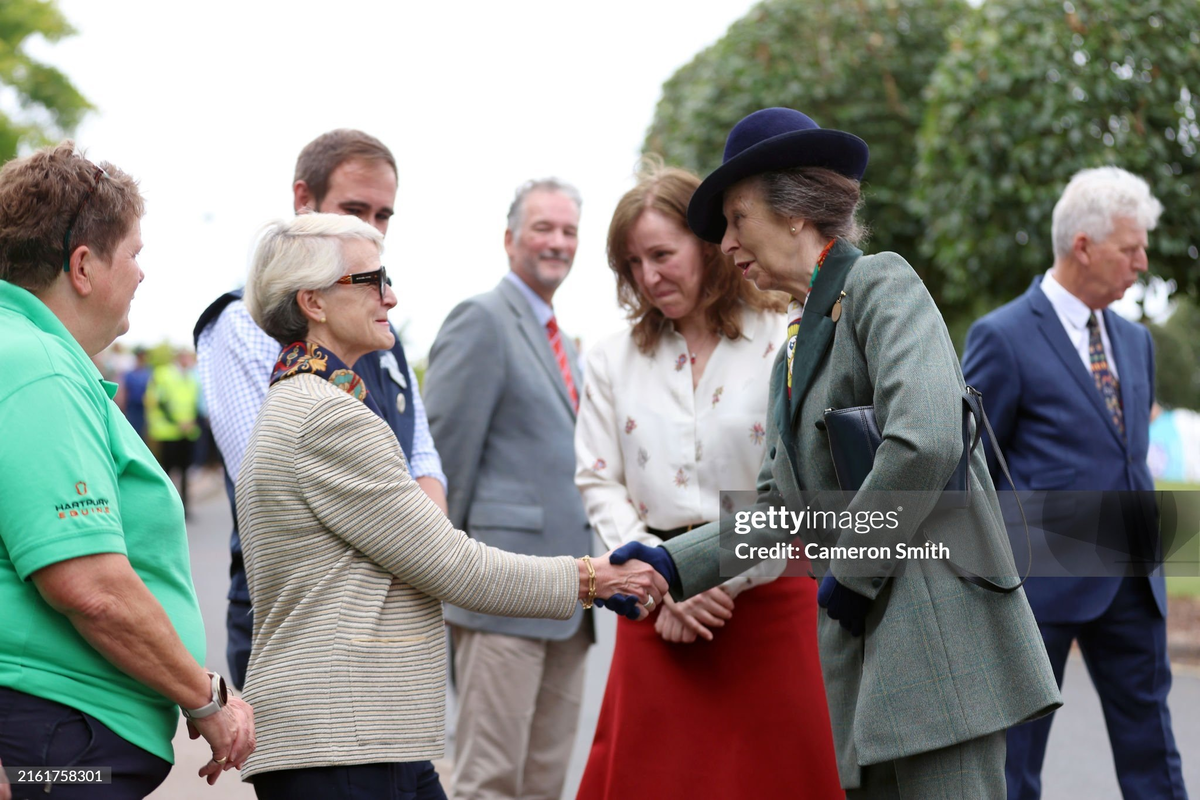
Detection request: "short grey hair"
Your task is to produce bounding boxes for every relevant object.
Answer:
[506,177,582,241]
[244,213,384,345]
[756,168,866,246]
[1051,166,1163,260]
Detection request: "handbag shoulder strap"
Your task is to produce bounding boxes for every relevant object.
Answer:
[926,386,1031,594]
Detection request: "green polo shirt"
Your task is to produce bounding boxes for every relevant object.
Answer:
[0,280,204,764]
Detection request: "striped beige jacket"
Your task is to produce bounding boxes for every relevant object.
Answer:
[236,374,579,779]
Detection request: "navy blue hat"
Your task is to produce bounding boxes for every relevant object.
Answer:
[686,108,869,243]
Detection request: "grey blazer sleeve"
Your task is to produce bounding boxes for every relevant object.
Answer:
[423,299,507,529]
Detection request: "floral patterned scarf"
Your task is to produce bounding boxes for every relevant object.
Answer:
[269,341,384,420]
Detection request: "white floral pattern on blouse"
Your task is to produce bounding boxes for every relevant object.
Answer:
[575,306,787,592]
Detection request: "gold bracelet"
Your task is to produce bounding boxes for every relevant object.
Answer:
[581,555,597,609]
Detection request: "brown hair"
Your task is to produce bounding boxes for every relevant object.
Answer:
[0,141,144,292]
[608,156,787,354]
[756,167,867,246]
[294,129,397,207]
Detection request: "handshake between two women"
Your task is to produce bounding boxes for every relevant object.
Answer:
[583,542,677,621]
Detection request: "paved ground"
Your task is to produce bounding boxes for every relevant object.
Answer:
[152,486,1199,799]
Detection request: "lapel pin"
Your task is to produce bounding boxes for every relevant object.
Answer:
[396,393,407,415]
[830,291,847,323]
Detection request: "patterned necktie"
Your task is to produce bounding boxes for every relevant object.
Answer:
[546,316,579,413]
[1087,313,1124,436]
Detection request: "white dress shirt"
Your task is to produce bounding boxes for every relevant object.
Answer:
[196,299,446,488]
[504,271,555,328]
[575,306,787,593]
[1040,271,1119,379]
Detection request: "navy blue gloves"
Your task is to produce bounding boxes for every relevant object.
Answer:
[817,574,872,637]
[593,594,641,620]
[595,542,680,620]
[609,541,679,585]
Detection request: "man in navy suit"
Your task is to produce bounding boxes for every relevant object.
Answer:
[963,166,1187,799]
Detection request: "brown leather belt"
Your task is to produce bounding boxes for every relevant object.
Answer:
[645,522,712,541]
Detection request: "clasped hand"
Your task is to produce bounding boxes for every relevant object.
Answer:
[187,695,256,785]
[590,541,678,621]
[655,587,735,643]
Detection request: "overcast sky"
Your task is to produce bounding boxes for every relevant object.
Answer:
[25,0,762,358]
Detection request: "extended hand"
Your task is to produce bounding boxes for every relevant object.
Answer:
[188,695,256,784]
[609,541,678,586]
[655,587,735,643]
[0,754,10,800]
[588,548,670,621]
[817,574,872,637]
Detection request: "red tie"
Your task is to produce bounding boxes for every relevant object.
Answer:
[545,316,579,412]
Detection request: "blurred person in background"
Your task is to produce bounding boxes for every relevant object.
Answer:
[121,346,152,439]
[424,178,592,800]
[573,158,842,799]
[145,347,201,518]
[0,142,254,798]
[236,213,666,800]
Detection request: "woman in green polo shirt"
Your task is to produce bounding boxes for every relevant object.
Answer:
[0,143,255,798]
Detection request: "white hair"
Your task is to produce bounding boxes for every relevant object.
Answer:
[1051,166,1163,260]
[506,177,582,242]
[244,213,384,345]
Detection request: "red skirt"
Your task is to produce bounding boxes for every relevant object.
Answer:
[576,577,844,799]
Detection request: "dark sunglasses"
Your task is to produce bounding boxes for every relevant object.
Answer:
[62,163,109,273]
[334,266,392,301]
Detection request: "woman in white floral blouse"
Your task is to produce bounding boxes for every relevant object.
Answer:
[573,158,844,799]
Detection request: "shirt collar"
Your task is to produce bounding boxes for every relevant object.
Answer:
[1040,270,1095,331]
[0,280,109,394]
[504,271,555,328]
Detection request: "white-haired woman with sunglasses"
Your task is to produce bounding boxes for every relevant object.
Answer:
[236,213,666,800]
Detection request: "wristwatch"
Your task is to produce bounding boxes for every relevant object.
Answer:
[181,671,228,720]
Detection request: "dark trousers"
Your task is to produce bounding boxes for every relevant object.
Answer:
[0,687,170,799]
[1005,577,1187,799]
[252,761,446,800]
[226,595,253,691]
[156,439,194,516]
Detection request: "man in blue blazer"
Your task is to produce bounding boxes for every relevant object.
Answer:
[963,167,1187,799]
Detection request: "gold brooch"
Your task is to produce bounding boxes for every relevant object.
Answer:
[830,291,847,323]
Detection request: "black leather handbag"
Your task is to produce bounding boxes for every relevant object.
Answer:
[815,387,1030,593]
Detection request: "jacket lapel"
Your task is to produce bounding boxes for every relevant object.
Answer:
[769,350,806,494]
[498,278,577,418]
[788,239,862,427]
[1027,279,1123,447]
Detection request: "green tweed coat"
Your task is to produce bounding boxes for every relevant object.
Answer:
[663,241,1061,788]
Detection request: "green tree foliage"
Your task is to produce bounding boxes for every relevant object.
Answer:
[915,0,1200,325]
[1148,300,1200,410]
[644,0,970,264]
[0,0,91,162]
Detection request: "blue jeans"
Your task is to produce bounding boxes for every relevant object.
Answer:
[252,761,447,800]
[0,687,170,799]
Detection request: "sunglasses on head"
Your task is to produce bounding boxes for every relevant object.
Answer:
[334,266,392,301]
[62,163,110,273]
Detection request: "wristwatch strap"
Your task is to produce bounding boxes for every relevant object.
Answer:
[181,671,227,720]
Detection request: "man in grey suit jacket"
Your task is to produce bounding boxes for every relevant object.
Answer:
[424,178,591,800]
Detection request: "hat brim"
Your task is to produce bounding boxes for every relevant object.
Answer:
[686,128,868,244]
